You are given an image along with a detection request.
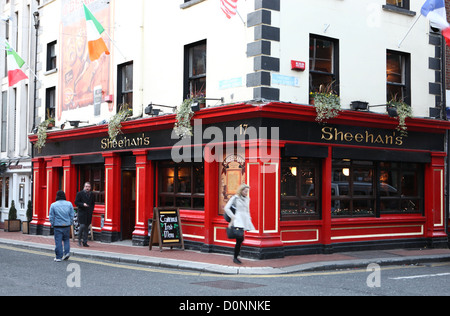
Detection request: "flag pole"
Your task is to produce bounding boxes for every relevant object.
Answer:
[236,9,246,26]
[398,13,422,48]
[103,31,127,61]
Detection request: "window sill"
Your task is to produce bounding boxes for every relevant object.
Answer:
[44,68,58,76]
[180,0,206,9]
[382,4,416,17]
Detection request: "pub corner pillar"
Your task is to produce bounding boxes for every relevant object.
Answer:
[30,158,46,235]
[425,152,448,247]
[132,150,154,246]
[245,140,284,259]
[101,152,121,243]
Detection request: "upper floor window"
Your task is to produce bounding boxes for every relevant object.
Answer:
[184,40,206,99]
[117,61,133,111]
[309,35,339,95]
[45,87,56,120]
[386,0,410,10]
[46,41,57,71]
[386,50,410,104]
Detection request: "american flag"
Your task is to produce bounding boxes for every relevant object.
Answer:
[220,0,238,19]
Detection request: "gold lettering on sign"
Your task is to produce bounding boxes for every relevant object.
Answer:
[321,127,404,146]
[101,133,150,150]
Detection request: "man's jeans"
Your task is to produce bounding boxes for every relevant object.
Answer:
[54,226,71,259]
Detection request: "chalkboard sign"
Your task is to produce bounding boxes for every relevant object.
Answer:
[149,207,184,251]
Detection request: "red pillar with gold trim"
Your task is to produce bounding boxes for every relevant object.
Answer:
[101,153,121,242]
[322,147,333,252]
[133,150,154,246]
[245,139,284,259]
[204,145,219,251]
[62,156,77,205]
[31,158,46,235]
[43,157,62,235]
[425,152,447,246]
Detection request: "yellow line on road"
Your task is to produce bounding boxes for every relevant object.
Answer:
[1,244,446,279]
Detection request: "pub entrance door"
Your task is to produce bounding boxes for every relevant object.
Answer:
[121,170,136,240]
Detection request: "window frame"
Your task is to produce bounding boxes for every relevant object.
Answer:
[117,61,133,112]
[46,40,57,72]
[386,50,411,105]
[280,157,322,221]
[331,159,424,218]
[309,34,340,95]
[184,40,207,100]
[78,164,105,205]
[158,161,205,211]
[385,0,410,10]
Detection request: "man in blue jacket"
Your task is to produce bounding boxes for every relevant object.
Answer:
[49,190,74,262]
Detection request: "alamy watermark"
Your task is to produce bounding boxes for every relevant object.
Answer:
[66,263,81,288]
[366,263,381,288]
[170,119,280,169]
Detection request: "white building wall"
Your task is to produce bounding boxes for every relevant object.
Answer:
[32,0,442,130]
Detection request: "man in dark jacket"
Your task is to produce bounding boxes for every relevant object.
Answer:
[75,182,95,247]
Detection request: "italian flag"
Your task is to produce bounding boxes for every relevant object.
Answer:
[83,3,110,61]
[5,41,28,87]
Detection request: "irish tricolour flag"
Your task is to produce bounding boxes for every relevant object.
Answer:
[83,3,110,61]
[5,41,28,87]
[421,0,450,46]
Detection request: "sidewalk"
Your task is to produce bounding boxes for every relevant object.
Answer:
[1,230,450,275]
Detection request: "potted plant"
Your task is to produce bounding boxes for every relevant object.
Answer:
[387,99,413,136]
[22,200,33,234]
[311,83,341,122]
[173,98,194,139]
[4,200,21,232]
[108,104,132,142]
[350,101,369,111]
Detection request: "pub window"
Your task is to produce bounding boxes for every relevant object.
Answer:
[78,164,105,204]
[309,34,339,95]
[332,160,376,217]
[184,40,206,99]
[332,159,424,217]
[117,61,133,111]
[159,162,204,210]
[379,162,423,215]
[281,158,321,220]
[387,50,410,104]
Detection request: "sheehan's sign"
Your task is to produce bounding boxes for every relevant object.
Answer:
[321,126,405,146]
[100,133,150,150]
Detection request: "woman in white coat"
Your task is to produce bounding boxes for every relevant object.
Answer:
[224,184,255,264]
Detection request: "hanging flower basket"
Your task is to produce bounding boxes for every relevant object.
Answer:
[313,92,341,122]
[387,100,413,136]
[108,104,132,142]
[173,98,194,139]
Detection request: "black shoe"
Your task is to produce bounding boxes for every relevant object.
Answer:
[78,239,81,246]
[82,243,89,247]
[233,258,242,264]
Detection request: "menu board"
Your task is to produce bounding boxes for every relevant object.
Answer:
[149,207,184,251]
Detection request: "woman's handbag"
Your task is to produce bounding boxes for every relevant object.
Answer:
[226,226,244,239]
[224,197,237,222]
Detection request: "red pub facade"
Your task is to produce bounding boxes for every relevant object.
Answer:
[29,102,450,259]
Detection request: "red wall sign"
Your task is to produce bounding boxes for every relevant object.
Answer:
[291,60,306,71]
